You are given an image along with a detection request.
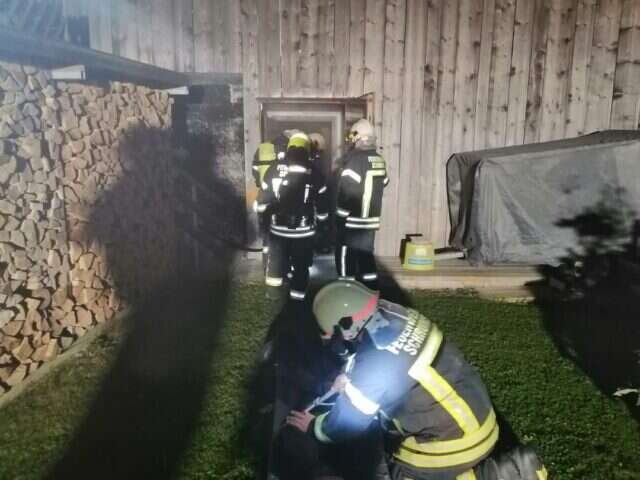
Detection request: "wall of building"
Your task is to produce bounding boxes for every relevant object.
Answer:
[228,0,640,254]
[6,0,640,254]
[0,60,177,396]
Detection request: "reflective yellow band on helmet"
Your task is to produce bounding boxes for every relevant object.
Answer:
[288,133,310,151]
[401,410,497,455]
[394,419,498,469]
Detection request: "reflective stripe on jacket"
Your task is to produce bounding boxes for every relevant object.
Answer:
[336,148,388,230]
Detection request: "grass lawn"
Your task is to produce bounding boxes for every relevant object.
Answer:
[0,285,638,479]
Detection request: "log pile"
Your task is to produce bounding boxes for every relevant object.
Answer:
[0,61,177,396]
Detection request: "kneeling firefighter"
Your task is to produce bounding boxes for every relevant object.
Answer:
[256,132,329,301]
[285,280,547,480]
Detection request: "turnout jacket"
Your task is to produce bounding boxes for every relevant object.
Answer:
[313,300,498,473]
[256,149,329,239]
[336,148,389,230]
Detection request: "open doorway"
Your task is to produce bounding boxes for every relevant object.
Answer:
[259,98,370,252]
[259,98,370,179]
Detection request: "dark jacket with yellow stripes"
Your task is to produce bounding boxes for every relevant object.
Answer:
[336,148,389,230]
[256,148,329,238]
[312,300,498,475]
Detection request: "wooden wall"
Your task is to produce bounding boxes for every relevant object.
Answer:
[59,0,640,255]
[60,0,196,72]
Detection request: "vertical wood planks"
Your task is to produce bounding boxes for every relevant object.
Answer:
[397,0,426,237]
[317,0,336,96]
[524,0,551,143]
[298,0,320,94]
[473,0,496,151]
[378,0,406,255]
[257,0,282,96]
[451,0,483,154]
[584,0,623,133]
[87,1,113,54]
[332,0,351,96]
[137,0,155,65]
[213,0,231,71]
[347,0,367,97]
[418,0,443,239]
[485,0,516,148]
[363,0,387,138]
[241,0,261,246]
[565,0,597,137]
[122,0,141,62]
[281,0,303,95]
[610,0,640,129]
[174,0,195,72]
[431,0,458,246]
[151,0,177,70]
[505,0,536,145]
[539,0,578,142]
[228,1,244,73]
[193,0,215,72]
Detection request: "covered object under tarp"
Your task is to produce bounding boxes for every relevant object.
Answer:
[447,131,640,265]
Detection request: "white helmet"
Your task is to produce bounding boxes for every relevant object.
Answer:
[348,119,375,146]
[309,133,326,152]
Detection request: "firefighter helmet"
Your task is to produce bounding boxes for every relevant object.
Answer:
[287,131,311,151]
[347,118,375,145]
[309,132,326,152]
[313,280,379,341]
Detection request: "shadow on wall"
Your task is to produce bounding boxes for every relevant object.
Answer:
[47,126,246,479]
[529,186,640,425]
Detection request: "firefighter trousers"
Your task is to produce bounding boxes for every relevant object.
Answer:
[265,232,314,301]
[389,445,547,480]
[335,226,378,290]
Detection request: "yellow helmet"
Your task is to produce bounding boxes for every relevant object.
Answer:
[287,132,311,151]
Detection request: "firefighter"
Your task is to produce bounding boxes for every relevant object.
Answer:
[252,133,290,264]
[285,280,547,480]
[335,119,388,290]
[256,132,329,301]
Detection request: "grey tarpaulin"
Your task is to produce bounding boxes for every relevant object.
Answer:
[447,131,640,265]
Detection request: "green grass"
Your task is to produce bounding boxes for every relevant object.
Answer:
[0,286,638,479]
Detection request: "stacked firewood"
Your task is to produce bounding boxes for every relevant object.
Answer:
[0,61,177,395]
